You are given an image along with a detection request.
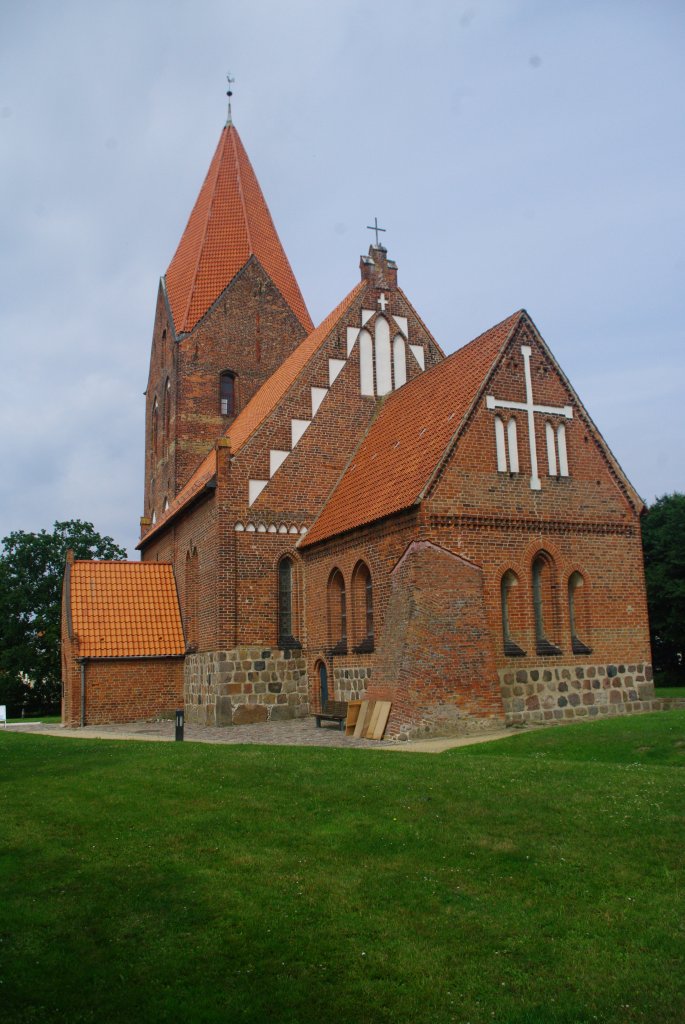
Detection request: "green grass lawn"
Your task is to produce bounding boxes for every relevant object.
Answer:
[1,714,684,1024]
[655,686,685,698]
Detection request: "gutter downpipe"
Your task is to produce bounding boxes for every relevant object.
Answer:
[78,658,86,727]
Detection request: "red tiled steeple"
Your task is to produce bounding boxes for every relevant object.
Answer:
[165,124,313,336]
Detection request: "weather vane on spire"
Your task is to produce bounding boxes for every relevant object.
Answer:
[226,73,235,126]
[366,217,386,248]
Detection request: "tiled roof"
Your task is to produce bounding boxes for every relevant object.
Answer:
[226,281,365,455]
[138,450,217,549]
[165,124,313,335]
[69,561,185,658]
[301,310,524,547]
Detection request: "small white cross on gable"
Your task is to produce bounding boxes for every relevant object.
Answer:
[377,293,388,313]
[485,345,572,490]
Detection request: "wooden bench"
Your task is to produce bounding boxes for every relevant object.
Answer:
[315,700,348,731]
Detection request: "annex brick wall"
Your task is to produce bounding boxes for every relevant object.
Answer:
[184,646,308,726]
[62,658,184,728]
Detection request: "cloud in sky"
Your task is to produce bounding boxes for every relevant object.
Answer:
[1,0,683,556]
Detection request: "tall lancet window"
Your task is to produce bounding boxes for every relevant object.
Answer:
[374,317,392,396]
[392,336,407,389]
[220,371,235,417]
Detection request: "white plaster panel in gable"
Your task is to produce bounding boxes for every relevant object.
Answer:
[288,526,299,534]
[278,524,288,534]
[374,316,392,395]
[291,418,310,447]
[393,335,407,388]
[359,329,374,396]
[234,522,245,532]
[346,327,360,355]
[409,344,425,370]
[246,522,256,532]
[311,386,327,416]
[257,523,267,533]
[269,450,289,477]
[361,309,374,325]
[393,315,408,337]
[268,524,277,533]
[329,358,346,386]
[248,480,268,506]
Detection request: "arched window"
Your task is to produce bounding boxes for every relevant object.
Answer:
[278,557,299,649]
[532,552,561,656]
[164,378,171,438]
[568,571,592,654]
[185,547,199,652]
[501,570,525,657]
[327,569,347,654]
[220,371,236,417]
[151,397,159,454]
[351,561,374,653]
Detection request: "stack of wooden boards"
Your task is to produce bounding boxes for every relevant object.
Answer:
[346,700,392,740]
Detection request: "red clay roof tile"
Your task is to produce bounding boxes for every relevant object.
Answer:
[165,124,313,335]
[69,561,185,659]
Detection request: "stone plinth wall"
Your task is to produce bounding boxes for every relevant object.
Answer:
[332,660,373,703]
[185,647,308,726]
[500,661,655,725]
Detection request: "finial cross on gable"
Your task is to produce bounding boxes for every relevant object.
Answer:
[486,345,572,490]
[377,293,388,312]
[366,217,386,247]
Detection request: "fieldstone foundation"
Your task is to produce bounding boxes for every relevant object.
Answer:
[332,661,373,703]
[499,661,658,725]
[185,647,309,726]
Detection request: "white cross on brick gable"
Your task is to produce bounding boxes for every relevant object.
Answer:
[486,345,572,490]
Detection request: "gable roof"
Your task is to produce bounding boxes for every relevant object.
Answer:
[68,561,185,658]
[300,310,524,547]
[164,124,313,336]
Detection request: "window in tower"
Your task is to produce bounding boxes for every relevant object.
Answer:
[220,371,236,417]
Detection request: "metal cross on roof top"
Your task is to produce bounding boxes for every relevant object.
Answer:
[366,217,386,247]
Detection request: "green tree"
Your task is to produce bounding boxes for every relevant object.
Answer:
[641,493,685,679]
[0,520,126,715]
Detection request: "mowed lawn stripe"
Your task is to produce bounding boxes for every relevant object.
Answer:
[1,713,683,1024]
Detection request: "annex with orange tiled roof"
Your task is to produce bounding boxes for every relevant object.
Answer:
[66,559,185,659]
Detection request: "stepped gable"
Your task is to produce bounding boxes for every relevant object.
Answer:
[68,561,185,658]
[164,123,313,335]
[301,310,525,547]
[226,281,364,455]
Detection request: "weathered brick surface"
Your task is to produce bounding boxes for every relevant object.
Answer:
[61,657,184,728]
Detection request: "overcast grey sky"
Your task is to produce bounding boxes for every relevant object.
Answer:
[1,0,683,557]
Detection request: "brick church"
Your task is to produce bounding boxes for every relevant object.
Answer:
[61,111,655,737]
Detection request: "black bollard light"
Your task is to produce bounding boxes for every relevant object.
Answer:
[175,708,185,742]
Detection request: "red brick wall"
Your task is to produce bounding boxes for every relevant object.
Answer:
[62,658,184,728]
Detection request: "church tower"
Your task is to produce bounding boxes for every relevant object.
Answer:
[142,120,312,531]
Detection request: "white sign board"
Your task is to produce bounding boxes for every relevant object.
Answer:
[0,705,6,726]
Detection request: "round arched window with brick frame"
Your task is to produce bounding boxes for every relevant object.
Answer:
[327,569,347,655]
[351,560,374,653]
[531,551,562,656]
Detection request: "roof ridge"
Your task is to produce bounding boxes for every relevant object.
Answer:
[230,125,253,252]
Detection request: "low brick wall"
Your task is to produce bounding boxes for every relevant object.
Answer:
[499,661,656,725]
[184,647,308,726]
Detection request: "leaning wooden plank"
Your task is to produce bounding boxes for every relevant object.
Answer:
[371,701,392,740]
[364,701,382,739]
[346,700,362,735]
[353,700,371,738]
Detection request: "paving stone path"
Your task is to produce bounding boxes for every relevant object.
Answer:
[5,717,518,752]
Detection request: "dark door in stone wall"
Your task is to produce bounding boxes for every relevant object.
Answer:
[318,662,329,706]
